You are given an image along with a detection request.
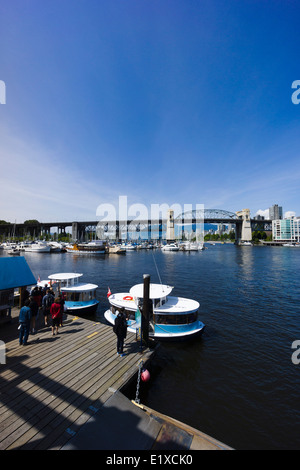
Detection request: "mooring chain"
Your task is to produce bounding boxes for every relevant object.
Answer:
[135,360,144,404]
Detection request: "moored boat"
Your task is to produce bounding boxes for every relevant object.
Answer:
[7,247,20,255]
[182,241,201,251]
[107,244,126,254]
[47,272,99,315]
[24,241,51,252]
[105,282,205,341]
[125,243,137,251]
[47,241,65,252]
[161,243,179,252]
[66,240,106,253]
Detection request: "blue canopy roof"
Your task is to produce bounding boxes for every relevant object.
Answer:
[0,257,37,290]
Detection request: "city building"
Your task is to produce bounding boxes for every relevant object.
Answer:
[269,204,283,220]
[272,217,300,243]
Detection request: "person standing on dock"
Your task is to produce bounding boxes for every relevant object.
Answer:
[18,299,32,346]
[50,297,62,336]
[28,295,39,334]
[42,289,54,327]
[32,286,42,310]
[57,294,66,328]
[113,309,128,356]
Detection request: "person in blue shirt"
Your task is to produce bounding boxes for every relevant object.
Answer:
[19,299,32,346]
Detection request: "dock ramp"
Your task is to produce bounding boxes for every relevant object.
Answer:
[62,391,232,450]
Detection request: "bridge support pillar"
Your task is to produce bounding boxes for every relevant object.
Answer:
[72,222,78,241]
[166,210,175,242]
[235,209,252,244]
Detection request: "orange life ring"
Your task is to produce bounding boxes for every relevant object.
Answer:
[123,295,133,301]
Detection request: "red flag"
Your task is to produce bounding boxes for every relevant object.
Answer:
[107,287,112,298]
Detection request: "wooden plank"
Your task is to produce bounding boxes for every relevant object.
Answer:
[0,313,154,450]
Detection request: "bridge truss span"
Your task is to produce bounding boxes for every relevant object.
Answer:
[175,208,239,224]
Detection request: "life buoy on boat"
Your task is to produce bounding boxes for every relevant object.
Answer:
[123,295,133,301]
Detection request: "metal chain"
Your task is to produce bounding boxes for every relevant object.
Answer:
[135,360,144,404]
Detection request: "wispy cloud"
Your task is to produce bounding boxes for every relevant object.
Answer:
[0,127,120,223]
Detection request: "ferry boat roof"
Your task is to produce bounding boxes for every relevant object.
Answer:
[61,282,98,292]
[48,273,83,281]
[129,283,173,299]
[155,296,199,313]
[109,290,199,314]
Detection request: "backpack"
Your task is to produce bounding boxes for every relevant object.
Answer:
[44,295,53,309]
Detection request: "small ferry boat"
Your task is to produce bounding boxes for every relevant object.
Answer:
[47,273,99,315]
[104,283,205,341]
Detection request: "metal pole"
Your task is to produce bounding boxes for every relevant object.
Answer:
[142,274,150,347]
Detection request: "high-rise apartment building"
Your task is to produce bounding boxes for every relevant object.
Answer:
[269,204,283,220]
[272,217,300,242]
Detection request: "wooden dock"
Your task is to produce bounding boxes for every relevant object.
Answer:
[0,312,154,450]
[0,309,232,451]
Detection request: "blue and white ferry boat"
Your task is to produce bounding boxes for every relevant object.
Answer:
[104,283,205,341]
[47,273,99,315]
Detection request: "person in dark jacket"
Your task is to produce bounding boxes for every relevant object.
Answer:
[113,309,128,356]
[28,295,39,334]
[19,299,32,346]
[42,289,54,327]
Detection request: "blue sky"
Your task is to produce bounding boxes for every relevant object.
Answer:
[1,0,300,223]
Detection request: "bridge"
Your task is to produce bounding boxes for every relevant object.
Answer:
[0,209,272,244]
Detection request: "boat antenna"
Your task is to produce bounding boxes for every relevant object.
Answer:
[152,250,163,286]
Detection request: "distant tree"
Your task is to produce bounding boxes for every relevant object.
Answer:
[229,230,235,240]
[0,220,10,224]
[252,231,267,243]
[24,219,39,225]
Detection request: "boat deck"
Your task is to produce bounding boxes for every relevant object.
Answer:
[0,311,153,450]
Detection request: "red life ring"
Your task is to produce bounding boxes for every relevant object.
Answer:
[123,295,133,301]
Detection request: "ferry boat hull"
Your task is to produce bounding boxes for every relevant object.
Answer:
[104,283,205,342]
[64,299,99,315]
[104,308,204,341]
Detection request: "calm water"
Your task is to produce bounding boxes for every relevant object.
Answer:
[3,244,300,449]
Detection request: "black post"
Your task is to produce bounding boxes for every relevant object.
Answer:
[142,274,150,347]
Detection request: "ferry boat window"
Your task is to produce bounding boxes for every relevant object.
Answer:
[111,306,135,320]
[68,292,80,302]
[154,312,198,325]
[89,290,95,300]
[81,291,94,301]
[126,309,135,320]
[154,298,167,308]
